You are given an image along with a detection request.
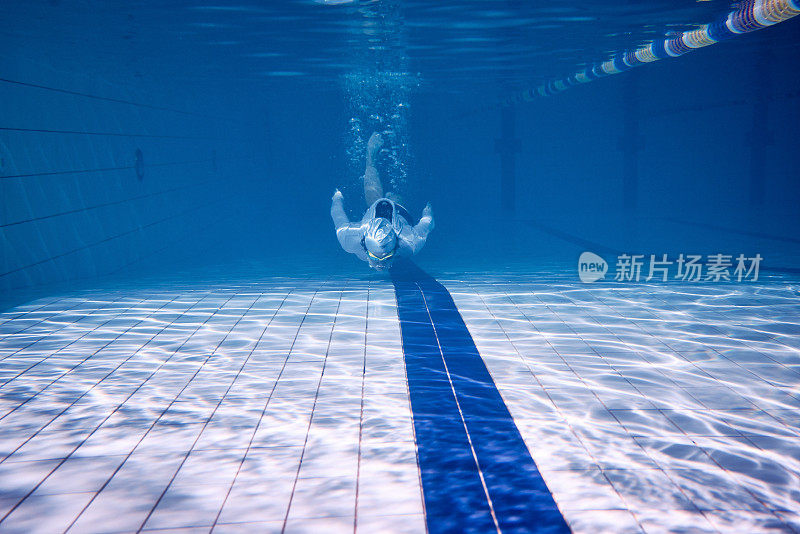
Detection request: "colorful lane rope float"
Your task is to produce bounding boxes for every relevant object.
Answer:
[504,0,800,105]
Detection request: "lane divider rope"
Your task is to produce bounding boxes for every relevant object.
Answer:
[495,0,799,108]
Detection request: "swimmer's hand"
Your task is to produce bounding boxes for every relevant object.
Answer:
[422,202,434,230]
[332,189,343,201]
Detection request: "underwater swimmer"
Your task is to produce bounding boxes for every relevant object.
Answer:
[331,132,434,271]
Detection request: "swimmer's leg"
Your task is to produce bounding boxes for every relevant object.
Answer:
[364,132,383,206]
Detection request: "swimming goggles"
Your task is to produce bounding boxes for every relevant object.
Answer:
[361,235,398,262]
[367,248,396,261]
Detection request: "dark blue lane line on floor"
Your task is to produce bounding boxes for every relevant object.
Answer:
[391,261,570,534]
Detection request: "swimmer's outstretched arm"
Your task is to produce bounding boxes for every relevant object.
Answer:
[331,189,350,228]
[331,190,364,254]
[407,203,435,254]
[415,202,435,237]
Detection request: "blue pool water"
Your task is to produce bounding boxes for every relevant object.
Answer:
[1,1,799,533]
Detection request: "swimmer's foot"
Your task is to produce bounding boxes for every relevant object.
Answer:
[367,132,383,163]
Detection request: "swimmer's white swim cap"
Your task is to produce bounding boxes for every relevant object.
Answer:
[363,218,397,268]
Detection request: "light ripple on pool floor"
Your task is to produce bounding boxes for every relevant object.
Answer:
[0,273,798,533]
[446,274,800,533]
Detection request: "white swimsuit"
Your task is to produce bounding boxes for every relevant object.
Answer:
[331,197,431,263]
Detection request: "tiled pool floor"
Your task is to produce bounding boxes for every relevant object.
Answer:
[447,273,800,533]
[0,271,798,533]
